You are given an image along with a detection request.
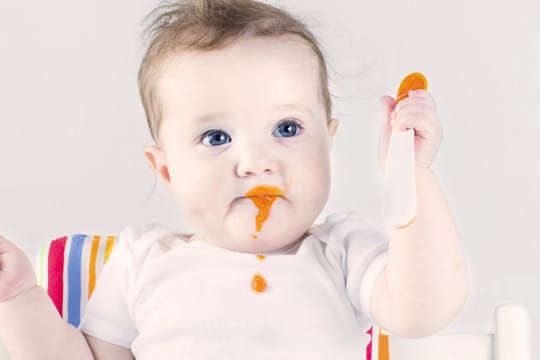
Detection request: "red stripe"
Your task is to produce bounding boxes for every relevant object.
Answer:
[366,326,373,360]
[47,236,67,317]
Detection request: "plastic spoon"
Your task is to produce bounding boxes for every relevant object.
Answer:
[382,72,428,228]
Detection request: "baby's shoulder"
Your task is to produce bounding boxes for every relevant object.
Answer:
[309,211,388,246]
[117,223,192,263]
[312,211,384,234]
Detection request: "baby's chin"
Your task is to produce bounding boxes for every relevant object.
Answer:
[191,195,324,253]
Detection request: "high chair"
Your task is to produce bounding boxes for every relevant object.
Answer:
[0,234,533,359]
[369,303,531,360]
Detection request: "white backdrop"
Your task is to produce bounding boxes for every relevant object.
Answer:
[0,0,538,355]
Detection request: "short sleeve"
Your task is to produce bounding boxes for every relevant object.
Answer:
[323,212,389,320]
[79,226,139,348]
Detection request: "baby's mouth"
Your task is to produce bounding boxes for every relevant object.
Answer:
[245,185,284,199]
[245,185,285,233]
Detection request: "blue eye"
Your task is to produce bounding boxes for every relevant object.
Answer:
[273,121,301,137]
[201,130,231,146]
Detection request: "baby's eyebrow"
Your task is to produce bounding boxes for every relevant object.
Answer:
[270,103,314,116]
[192,112,228,123]
[191,103,313,123]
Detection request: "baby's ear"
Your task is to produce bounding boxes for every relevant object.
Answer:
[144,145,171,183]
[327,118,339,148]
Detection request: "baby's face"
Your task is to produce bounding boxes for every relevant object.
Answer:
[148,36,338,252]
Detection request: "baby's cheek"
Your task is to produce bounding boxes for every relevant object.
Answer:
[296,161,331,205]
[311,175,331,203]
[168,174,211,216]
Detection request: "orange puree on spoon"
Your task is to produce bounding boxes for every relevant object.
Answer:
[245,185,284,233]
[395,72,428,103]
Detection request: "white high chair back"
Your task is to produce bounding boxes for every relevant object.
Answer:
[377,303,531,360]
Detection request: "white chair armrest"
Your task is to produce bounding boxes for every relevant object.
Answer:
[389,333,494,360]
[495,303,531,360]
[0,337,9,360]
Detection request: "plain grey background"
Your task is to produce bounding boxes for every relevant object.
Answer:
[0,0,538,354]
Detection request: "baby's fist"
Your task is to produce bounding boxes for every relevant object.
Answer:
[0,235,37,303]
[379,90,443,169]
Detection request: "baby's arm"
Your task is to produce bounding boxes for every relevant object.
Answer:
[86,335,134,360]
[370,92,469,337]
[0,235,132,359]
[0,285,94,359]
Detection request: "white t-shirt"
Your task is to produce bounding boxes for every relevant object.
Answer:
[80,212,389,359]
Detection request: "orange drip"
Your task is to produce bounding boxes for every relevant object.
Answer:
[256,254,266,261]
[397,215,416,229]
[251,274,267,292]
[396,72,428,103]
[245,185,284,233]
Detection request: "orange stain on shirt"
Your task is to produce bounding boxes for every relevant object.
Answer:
[256,254,266,261]
[245,185,284,233]
[251,274,267,292]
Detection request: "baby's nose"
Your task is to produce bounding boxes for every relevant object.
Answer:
[235,146,277,177]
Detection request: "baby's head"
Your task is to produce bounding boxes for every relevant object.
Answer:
[139,0,339,252]
[138,0,333,141]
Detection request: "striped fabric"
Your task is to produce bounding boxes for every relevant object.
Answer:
[367,325,391,360]
[35,234,118,327]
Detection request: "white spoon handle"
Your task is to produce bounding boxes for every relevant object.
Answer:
[383,128,417,228]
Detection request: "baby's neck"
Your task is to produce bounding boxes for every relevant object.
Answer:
[189,232,307,255]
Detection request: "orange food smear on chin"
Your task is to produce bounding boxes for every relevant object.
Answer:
[245,185,284,233]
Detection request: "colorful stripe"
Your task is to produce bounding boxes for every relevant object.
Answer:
[80,236,92,315]
[36,233,117,327]
[105,236,116,262]
[66,234,86,327]
[88,235,100,298]
[378,328,390,360]
[366,325,390,360]
[366,326,373,360]
[47,236,67,316]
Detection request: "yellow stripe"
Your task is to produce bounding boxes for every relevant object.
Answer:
[104,236,116,263]
[378,328,390,360]
[88,235,100,299]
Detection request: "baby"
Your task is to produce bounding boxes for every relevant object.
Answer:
[0,0,468,359]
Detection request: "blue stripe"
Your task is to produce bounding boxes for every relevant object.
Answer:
[67,234,86,327]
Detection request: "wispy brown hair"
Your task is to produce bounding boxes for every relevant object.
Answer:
[138,0,332,142]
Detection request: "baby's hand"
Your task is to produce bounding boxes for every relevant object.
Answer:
[379,90,443,170]
[0,235,37,303]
